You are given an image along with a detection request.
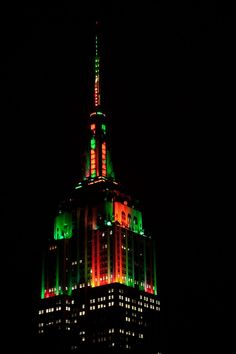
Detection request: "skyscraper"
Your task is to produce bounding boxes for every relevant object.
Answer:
[37,23,161,354]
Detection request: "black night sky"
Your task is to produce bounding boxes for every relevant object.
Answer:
[0,2,233,354]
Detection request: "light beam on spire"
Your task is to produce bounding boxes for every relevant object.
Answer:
[94,29,101,108]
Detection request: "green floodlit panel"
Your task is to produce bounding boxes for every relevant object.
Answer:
[54,212,72,240]
[131,235,135,285]
[55,250,59,295]
[41,255,45,299]
[125,231,129,286]
[104,201,113,223]
[85,149,90,178]
[107,151,115,179]
[153,240,157,295]
[91,136,96,149]
[133,209,142,233]
[143,239,147,291]
[68,286,72,296]
[97,111,103,115]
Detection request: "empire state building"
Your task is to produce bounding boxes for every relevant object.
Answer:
[37,23,161,354]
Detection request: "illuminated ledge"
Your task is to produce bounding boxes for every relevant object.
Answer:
[75,177,118,189]
[90,111,106,118]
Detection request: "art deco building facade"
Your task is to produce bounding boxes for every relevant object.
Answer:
[37,25,161,354]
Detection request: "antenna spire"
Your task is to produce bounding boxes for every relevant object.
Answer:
[94,21,101,108]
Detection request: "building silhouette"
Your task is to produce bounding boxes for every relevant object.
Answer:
[37,23,161,354]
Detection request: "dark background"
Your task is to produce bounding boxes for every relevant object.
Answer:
[0,2,233,353]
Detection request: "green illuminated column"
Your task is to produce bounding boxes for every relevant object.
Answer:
[131,234,135,286]
[125,230,129,285]
[55,247,59,295]
[84,207,88,284]
[153,240,157,295]
[41,253,45,299]
[107,151,115,180]
[76,211,80,285]
[107,230,111,283]
[68,241,72,295]
[143,239,147,291]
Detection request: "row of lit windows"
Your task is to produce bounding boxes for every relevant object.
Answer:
[125,317,144,326]
[39,308,56,315]
[140,295,160,305]
[38,321,145,339]
[101,230,113,237]
[38,319,64,326]
[40,306,70,313]
[47,288,56,293]
[39,302,159,316]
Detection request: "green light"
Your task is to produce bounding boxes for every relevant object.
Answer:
[41,254,45,299]
[107,151,115,179]
[125,230,129,286]
[56,249,59,295]
[143,239,147,292]
[153,240,157,295]
[101,124,106,132]
[104,201,113,222]
[91,137,96,149]
[54,212,72,240]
